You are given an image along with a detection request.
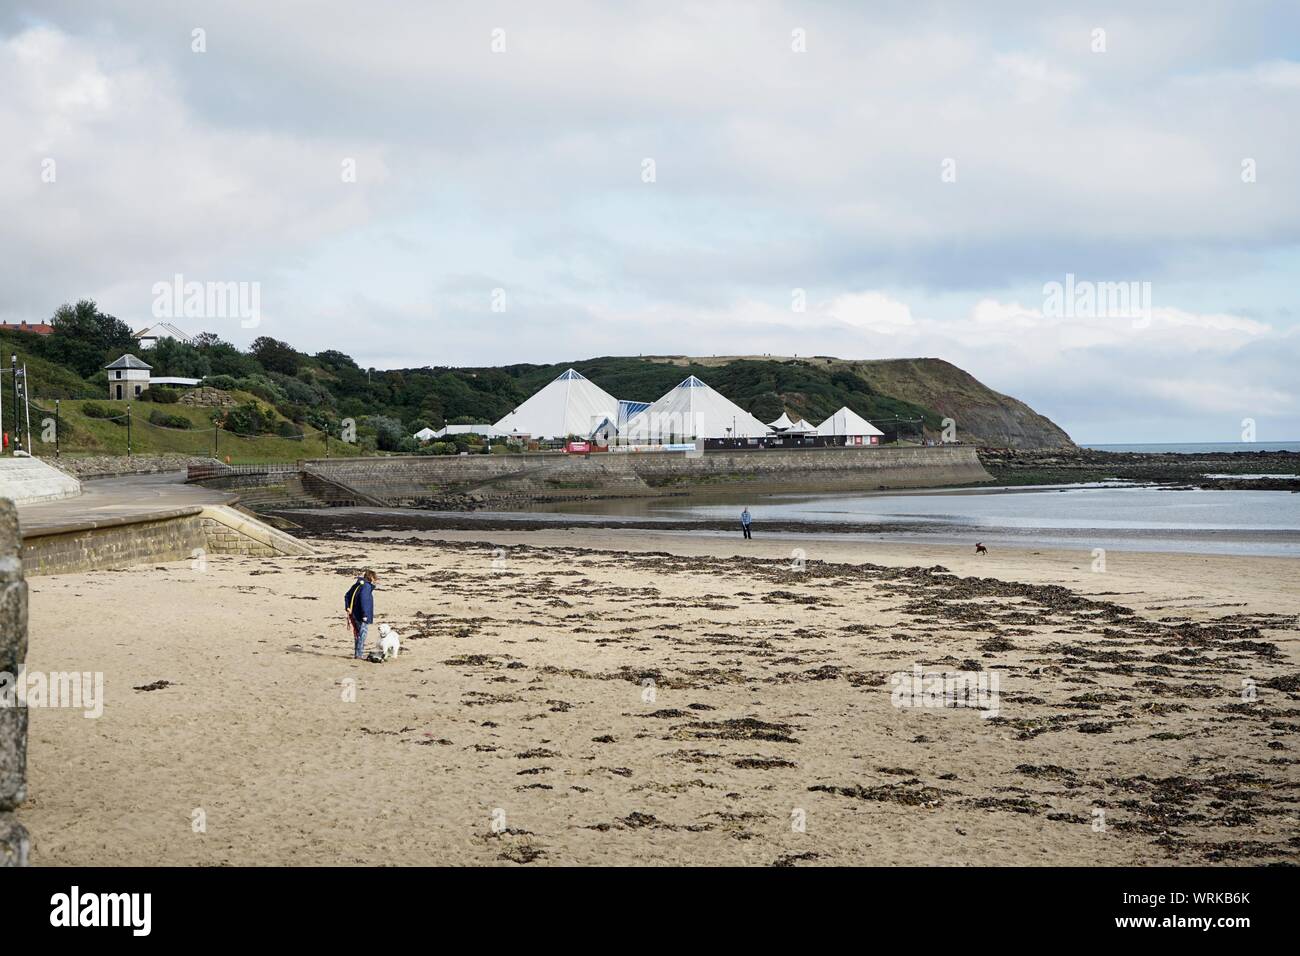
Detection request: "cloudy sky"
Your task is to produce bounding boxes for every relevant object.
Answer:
[1,1,1297,442]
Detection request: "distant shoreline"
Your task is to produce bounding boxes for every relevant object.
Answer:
[1080,441,1300,453]
[977,447,1299,490]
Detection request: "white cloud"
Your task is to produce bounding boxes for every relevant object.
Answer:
[828,292,915,332]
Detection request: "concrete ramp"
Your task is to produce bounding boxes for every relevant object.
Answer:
[0,457,80,505]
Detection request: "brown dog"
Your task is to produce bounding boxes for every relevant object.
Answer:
[975,542,988,555]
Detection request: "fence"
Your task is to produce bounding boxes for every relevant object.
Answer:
[22,400,342,465]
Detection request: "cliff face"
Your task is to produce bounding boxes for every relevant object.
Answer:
[847,358,1075,449]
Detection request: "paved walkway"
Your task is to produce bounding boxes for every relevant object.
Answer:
[16,471,235,536]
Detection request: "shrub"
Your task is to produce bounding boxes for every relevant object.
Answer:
[148,410,192,430]
[81,402,115,419]
[236,376,286,405]
[363,415,403,451]
[274,420,300,438]
[205,374,240,391]
[148,386,179,404]
[222,401,278,436]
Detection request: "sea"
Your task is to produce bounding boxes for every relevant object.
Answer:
[503,440,1300,557]
[1081,441,1300,453]
[510,484,1300,558]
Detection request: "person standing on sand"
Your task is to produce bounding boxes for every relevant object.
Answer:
[740,507,753,540]
[344,570,377,659]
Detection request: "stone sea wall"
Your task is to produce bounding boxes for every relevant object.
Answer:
[0,500,29,866]
[290,444,990,506]
[20,505,312,576]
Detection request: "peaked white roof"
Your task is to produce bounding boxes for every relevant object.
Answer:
[492,368,618,439]
[815,406,884,437]
[788,418,817,432]
[105,353,152,370]
[624,375,769,440]
[768,412,795,430]
[413,427,437,441]
[135,322,193,343]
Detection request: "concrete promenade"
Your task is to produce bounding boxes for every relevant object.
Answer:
[15,471,234,537]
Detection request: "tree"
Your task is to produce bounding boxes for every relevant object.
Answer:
[314,349,358,371]
[249,336,300,375]
[200,336,260,377]
[46,299,136,377]
[149,337,211,378]
[363,414,407,452]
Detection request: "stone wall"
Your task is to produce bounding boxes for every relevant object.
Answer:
[199,516,279,557]
[0,499,29,866]
[21,512,208,576]
[291,445,990,504]
[20,505,312,576]
[52,454,212,480]
[627,444,989,490]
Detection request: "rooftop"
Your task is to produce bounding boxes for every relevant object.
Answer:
[0,321,55,335]
[104,353,153,371]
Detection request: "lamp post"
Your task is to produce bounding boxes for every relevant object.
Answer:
[10,354,19,454]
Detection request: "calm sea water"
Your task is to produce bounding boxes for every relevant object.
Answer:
[516,485,1300,557]
[1082,441,1300,453]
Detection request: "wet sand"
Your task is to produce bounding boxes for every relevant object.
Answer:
[19,528,1300,866]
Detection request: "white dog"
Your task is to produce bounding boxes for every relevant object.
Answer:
[377,623,401,660]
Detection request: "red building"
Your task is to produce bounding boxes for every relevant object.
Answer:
[0,321,55,336]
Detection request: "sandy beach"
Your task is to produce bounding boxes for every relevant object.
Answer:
[20,527,1300,866]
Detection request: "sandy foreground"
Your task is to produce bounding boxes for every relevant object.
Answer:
[19,527,1300,866]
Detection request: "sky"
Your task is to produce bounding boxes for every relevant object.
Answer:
[0,0,1297,443]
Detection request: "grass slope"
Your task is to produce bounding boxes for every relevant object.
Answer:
[25,394,360,464]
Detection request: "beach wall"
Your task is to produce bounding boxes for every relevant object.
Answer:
[20,505,313,576]
[0,500,30,866]
[282,444,990,505]
[627,444,989,490]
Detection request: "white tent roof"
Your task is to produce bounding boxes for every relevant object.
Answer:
[413,427,437,441]
[788,418,817,432]
[624,375,770,441]
[768,412,795,430]
[815,407,884,437]
[492,369,619,439]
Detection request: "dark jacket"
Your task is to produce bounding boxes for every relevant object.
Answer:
[345,578,375,624]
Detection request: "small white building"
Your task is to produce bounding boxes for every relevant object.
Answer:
[105,354,153,400]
